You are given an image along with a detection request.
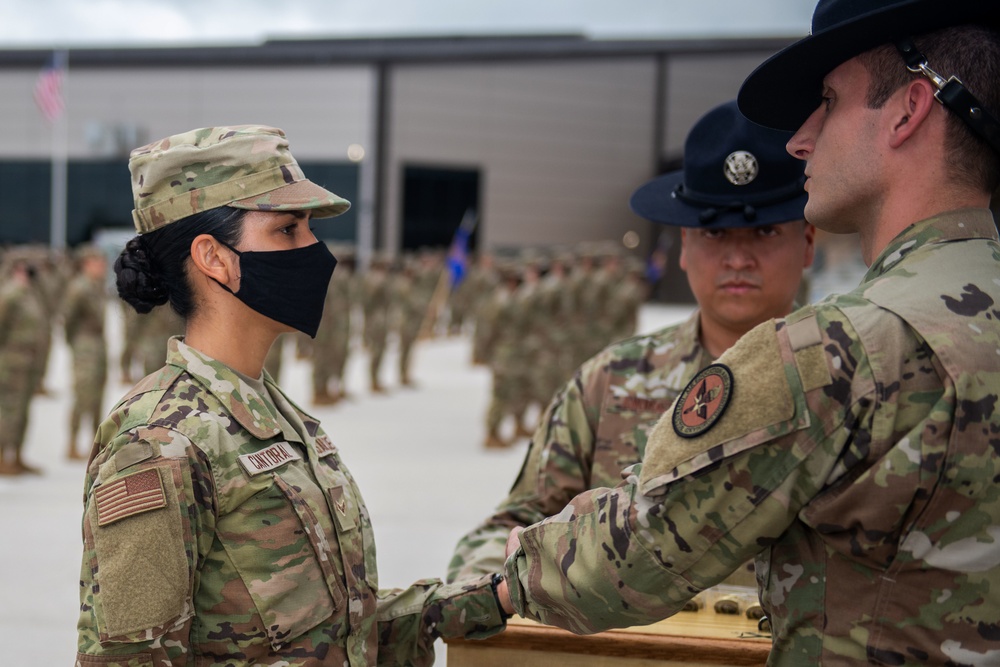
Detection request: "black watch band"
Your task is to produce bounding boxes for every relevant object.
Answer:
[491,573,512,620]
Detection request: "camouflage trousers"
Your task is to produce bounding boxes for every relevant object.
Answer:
[313,332,350,394]
[398,328,420,381]
[0,359,37,451]
[486,354,531,432]
[71,336,107,418]
[365,328,388,386]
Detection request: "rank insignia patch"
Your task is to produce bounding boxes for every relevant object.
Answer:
[95,468,167,526]
[673,364,734,438]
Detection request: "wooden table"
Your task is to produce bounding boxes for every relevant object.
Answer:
[446,610,771,667]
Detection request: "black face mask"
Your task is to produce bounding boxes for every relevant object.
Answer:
[215,240,337,338]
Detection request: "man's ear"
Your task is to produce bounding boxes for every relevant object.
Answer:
[802,222,817,269]
[190,234,239,289]
[888,78,937,149]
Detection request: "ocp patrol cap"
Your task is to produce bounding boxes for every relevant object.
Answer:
[129,125,351,234]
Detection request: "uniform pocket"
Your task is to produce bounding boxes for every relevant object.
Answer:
[217,474,343,649]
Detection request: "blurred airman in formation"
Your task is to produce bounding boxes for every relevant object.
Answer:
[470,242,649,448]
[312,245,358,404]
[0,247,52,474]
[0,238,647,474]
[62,246,109,460]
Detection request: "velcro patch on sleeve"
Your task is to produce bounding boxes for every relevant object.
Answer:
[787,312,832,393]
[95,468,167,527]
[640,319,797,494]
[238,441,301,476]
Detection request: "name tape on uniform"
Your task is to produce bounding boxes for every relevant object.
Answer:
[239,442,301,476]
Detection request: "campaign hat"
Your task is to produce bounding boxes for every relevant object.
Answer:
[629,100,806,229]
[739,0,1000,131]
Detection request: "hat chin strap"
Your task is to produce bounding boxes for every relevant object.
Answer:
[671,179,805,225]
[895,38,1000,154]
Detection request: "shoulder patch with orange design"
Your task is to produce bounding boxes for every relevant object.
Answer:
[672,364,734,438]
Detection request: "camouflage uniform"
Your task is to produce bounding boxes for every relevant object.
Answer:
[63,270,108,457]
[534,262,575,405]
[450,312,707,581]
[448,268,475,335]
[312,262,355,404]
[30,248,65,394]
[362,264,391,392]
[392,266,424,387]
[119,303,142,384]
[0,263,47,471]
[482,277,525,444]
[567,255,601,368]
[608,260,646,344]
[514,266,546,419]
[506,210,1000,663]
[469,260,501,365]
[77,337,505,666]
[137,306,185,376]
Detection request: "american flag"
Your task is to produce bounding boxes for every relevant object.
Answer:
[94,468,166,527]
[34,51,66,123]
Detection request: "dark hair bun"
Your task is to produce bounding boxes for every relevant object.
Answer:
[114,236,169,314]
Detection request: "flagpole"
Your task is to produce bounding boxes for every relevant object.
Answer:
[49,49,68,251]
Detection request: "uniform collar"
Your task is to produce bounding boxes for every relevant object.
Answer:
[866,208,999,280]
[677,310,704,353]
[166,336,283,440]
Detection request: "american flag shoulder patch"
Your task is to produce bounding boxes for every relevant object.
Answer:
[95,468,167,527]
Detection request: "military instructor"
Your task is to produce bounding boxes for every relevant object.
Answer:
[498,0,1000,663]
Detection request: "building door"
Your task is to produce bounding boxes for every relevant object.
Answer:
[401,165,480,251]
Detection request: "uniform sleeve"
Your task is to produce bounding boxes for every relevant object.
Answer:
[505,308,877,634]
[447,356,607,582]
[76,430,215,667]
[374,574,506,667]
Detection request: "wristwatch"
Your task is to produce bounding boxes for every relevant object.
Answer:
[491,573,512,620]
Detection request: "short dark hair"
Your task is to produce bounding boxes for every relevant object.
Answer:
[858,24,1000,193]
[115,206,246,318]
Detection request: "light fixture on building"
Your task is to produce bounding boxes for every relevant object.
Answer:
[622,231,640,249]
[347,143,366,162]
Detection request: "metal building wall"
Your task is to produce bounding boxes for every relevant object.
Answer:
[0,65,375,159]
[384,58,659,253]
[0,41,795,253]
[663,51,779,155]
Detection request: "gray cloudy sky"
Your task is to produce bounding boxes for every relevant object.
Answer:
[2,0,814,48]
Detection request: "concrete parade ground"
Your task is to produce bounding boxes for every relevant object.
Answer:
[0,302,693,665]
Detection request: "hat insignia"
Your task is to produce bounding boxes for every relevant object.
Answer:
[724,151,759,186]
